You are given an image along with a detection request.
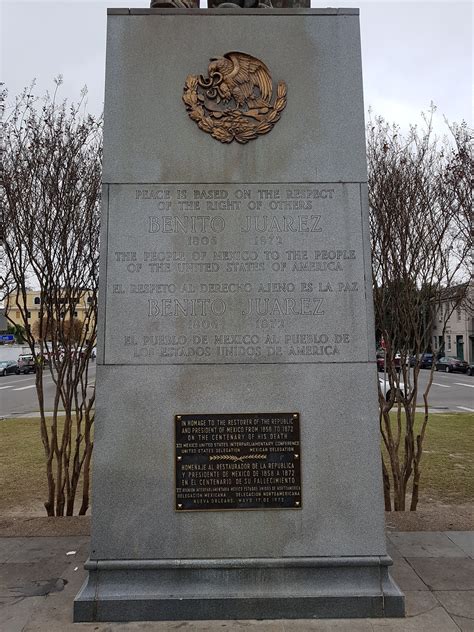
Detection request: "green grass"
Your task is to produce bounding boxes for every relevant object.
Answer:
[383,412,474,503]
[0,416,90,516]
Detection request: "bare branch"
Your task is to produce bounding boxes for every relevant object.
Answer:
[368,109,472,511]
[2,82,102,516]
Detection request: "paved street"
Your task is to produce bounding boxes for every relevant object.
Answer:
[1,358,472,418]
[381,366,474,413]
[0,530,473,631]
[0,344,472,417]
[0,364,96,418]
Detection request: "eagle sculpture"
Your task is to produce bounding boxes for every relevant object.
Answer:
[198,52,273,110]
[184,50,287,143]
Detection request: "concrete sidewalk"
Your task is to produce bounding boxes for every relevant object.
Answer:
[0,532,473,632]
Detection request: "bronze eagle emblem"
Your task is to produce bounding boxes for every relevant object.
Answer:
[201,52,273,109]
[183,51,287,144]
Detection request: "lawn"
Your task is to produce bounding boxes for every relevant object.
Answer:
[410,412,473,503]
[0,412,472,516]
[0,416,89,516]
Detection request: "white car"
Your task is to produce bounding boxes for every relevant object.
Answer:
[378,377,407,402]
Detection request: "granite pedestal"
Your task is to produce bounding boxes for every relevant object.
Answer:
[74,7,404,621]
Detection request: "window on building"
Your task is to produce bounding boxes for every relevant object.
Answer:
[26,311,31,318]
[447,335,451,351]
[15,310,20,318]
[34,297,40,305]
[74,311,78,317]
[457,308,462,321]
[87,296,93,304]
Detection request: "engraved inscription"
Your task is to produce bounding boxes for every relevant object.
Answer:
[175,413,301,511]
[106,183,367,364]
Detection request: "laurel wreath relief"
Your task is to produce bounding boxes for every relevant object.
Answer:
[182,52,287,144]
[209,454,267,462]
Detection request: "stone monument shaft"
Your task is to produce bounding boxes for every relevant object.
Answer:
[74,7,404,621]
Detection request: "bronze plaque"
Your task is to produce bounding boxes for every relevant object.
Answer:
[175,412,301,511]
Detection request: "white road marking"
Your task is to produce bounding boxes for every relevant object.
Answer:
[457,406,474,413]
[454,383,474,388]
[432,383,451,388]
[13,384,37,391]
[0,385,14,390]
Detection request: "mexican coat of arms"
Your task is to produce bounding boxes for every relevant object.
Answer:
[183,51,287,144]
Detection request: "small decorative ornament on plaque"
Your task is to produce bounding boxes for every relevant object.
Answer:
[183,51,287,144]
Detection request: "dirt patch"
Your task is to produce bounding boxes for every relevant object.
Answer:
[0,502,472,537]
[0,515,91,537]
[384,501,474,531]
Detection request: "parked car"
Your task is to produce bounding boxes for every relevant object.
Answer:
[435,356,469,374]
[0,360,19,376]
[409,353,434,369]
[16,354,36,374]
[467,362,474,377]
[420,353,434,369]
[377,354,402,372]
[378,377,407,402]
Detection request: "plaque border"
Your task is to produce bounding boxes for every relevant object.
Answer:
[174,411,302,512]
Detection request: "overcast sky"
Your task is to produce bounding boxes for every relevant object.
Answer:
[1,1,472,135]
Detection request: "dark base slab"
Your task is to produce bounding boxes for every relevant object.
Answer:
[74,556,405,621]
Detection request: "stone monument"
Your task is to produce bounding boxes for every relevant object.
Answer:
[74,5,404,621]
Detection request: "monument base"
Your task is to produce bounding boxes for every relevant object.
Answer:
[74,556,404,621]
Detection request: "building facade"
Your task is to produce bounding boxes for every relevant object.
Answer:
[5,290,96,344]
[432,283,474,363]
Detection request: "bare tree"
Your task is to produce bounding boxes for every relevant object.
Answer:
[442,120,473,278]
[368,109,472,511]
[1,81,102,516]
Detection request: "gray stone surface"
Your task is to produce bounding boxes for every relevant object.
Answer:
[388,558,427,591]
[90,363,385,559]
[0,538,23,563]
[0,536,88,564]
[74,553,404,619]
[451,616,474,632]
[447,531,474,557]
[370,607,461,631]
[96,184,109,366]
[119,7,361,14]
[77,8,402,622]
[102,12,366,184]
[0,595,45,632]
[388,532,467,558]
[359,182,376,360]
[402,590,439,617]
[434,591,474,624]
[386,541,403,560]
[102,183,372,366]
[0,532,471,631]
[407,557,474,590]
[283,622,373,631]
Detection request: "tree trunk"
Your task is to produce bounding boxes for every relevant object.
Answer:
[381,457,391,511]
